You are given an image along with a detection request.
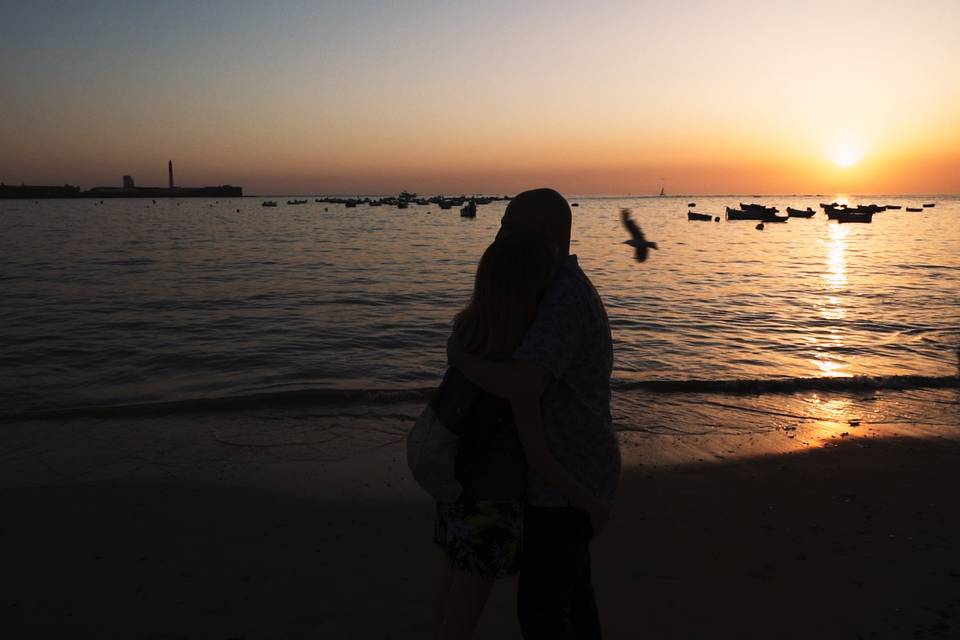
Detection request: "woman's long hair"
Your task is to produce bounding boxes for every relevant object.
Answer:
[453,236,558,359]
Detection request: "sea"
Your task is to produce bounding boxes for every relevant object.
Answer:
[2,195,958,443]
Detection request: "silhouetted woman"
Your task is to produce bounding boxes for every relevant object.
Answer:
[433,235,608,639]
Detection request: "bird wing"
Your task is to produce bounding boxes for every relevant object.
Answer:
[620,208,643,242]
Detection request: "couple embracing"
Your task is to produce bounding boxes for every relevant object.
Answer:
[411,188,621,639]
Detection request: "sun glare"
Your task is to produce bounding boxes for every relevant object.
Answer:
[831,145,861,169]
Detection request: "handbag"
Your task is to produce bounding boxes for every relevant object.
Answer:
[406,368,483,502]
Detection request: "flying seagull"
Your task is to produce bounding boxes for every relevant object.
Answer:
[620,208,658,262]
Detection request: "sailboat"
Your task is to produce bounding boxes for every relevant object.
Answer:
[658,178,666,197]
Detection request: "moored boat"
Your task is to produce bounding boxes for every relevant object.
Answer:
[835,211,873,223]
[261,201,278,207]
[786,207,816,218]
[922,203,935,208]
[460,200,477,218]
[687,211,713,221]
[726,206,785,221]
[905,207,923,212]
[885,205,902,210]
[740,202,779,214]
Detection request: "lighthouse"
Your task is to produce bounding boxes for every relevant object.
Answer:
[168,160,174,190]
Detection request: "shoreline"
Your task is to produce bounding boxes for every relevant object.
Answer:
[4,372,956,424]
[2,395,959,638]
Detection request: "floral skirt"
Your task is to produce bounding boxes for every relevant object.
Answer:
[434,498,523,578]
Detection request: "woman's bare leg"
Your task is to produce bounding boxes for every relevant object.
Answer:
[438,568,496,640]
[434,552,457,640]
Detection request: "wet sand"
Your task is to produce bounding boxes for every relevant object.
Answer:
[2,407,959,639]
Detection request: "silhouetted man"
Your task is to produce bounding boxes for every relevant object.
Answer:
[448,188,620,639]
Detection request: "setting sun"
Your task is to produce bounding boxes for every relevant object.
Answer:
[831,145,862,169]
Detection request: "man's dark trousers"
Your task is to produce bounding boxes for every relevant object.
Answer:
[518,505,602,639]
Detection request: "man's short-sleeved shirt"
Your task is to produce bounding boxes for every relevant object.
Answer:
[514,254,620,507]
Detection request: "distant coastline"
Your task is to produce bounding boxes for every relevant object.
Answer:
[0,160,242,199]
[0,183,242,199]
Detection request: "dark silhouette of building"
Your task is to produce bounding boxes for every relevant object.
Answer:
[81,161,241,198]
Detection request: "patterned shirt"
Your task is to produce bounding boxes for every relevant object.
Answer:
[514,254,620,507]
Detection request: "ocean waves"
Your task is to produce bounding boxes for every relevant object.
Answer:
[612,374,958,395]
[1,196,958,418]
[5,374,956,422]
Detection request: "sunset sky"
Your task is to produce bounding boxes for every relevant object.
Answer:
[2,0,958,195]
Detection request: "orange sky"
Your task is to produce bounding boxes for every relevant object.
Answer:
[1,1,958,194]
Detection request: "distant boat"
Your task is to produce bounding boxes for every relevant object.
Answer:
[726,206,786,221]
[571,203,579,207]
[785,207,816,218]
[835,211,873,223]
[345,200,358,208]
[460,200,477,218]
[885,205,902,210]
[438,200,452,210]
[261,201,278,207]
[687,202,696,207]
[687,211,713,221]
[922,203,935,208]
[659,186,666,197]
[397,201,409,209]
[824,204,880,218]
[905,207,923,212]
[740,202,779,214]
[287,199,308,205]
[726,206,764,220]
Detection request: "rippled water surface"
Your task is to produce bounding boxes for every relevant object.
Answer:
[1,195,958,414]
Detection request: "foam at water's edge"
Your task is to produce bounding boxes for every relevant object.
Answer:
[612,374,958,394]
[4,374,956,422]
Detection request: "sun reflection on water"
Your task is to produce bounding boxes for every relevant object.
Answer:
[805,395,861,442]
[824,223,850,289]
[812,222,852,377]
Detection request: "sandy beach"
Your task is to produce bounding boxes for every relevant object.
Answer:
[2,398,959,639]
